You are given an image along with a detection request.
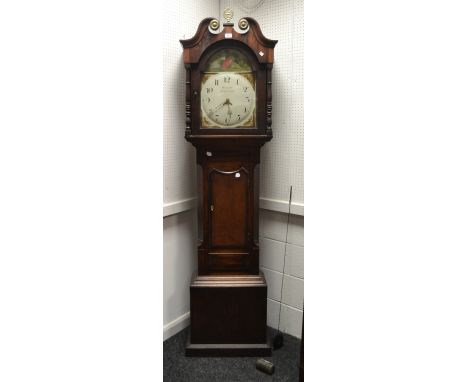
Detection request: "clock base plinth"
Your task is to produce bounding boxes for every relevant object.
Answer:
[185,333,272,357]
[186,271,271,357]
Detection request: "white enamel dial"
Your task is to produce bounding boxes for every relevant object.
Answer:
[201,72,255,128]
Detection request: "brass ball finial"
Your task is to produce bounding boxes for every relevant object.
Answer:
[209,19,219,31]
[223,8,234,23]
[238,18,249,30]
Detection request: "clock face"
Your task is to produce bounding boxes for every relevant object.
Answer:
[200,48,256,129]
[201,72,256,128]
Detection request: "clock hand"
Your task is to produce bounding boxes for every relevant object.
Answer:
[208,100,228,117]
[226,103,232,125]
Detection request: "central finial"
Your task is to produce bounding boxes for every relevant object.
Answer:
[223,8,234,23]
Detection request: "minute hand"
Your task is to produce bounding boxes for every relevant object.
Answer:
[208,101,226,117]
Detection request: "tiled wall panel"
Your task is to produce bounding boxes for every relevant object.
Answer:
[259,237,285,271]
[285,243,304,279]
[260,209,304,338]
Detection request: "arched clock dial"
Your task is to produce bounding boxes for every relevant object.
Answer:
[201,72,256,128]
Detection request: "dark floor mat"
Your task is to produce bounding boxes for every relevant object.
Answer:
[163,327,301,382]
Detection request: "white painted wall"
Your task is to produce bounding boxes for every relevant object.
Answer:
[162,0,219,340]
[163,209,197,340]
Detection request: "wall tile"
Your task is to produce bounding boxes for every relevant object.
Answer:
[280,304,303,339]
[261,267,282,302]
[267,298,280,329]
[266,298,303,339]
[260,209,288,242]
[282,275,304,310]
[259,237,286,273]
[284,243,304,279]
[287,214,304,246]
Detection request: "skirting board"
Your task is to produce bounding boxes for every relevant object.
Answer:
[163,197,304,217]
[163,311,190,341]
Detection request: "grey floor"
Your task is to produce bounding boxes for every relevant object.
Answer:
[163,327,301,382]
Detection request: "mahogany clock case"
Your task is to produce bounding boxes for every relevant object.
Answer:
[181,17,277,139]
[180,16,277,357]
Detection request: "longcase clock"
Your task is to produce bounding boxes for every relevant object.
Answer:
[180,10,277,357]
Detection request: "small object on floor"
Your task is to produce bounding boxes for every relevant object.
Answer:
[256,358,275,375]
[273,331,284,350]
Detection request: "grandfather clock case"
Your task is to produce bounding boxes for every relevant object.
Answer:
[181,13,277,357]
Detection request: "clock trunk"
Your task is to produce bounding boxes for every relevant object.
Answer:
[197,146,260,275]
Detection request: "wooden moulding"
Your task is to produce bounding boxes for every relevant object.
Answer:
[180,17,277,65]
[190,272,265,287]
[185,336,272,357]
